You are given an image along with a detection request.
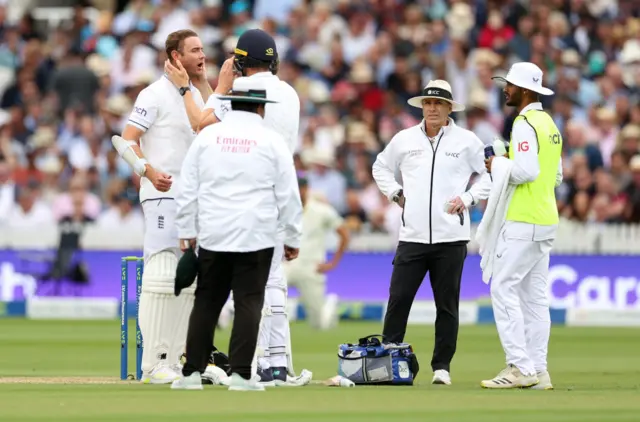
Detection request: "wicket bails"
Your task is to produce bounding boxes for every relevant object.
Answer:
[120,256,144,381]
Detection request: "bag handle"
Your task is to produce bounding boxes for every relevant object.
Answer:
[358,334,384,346]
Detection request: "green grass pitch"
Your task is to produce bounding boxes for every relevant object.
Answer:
[0,319,639,421]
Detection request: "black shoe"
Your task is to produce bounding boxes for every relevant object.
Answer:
[271,366,287,383]
[257,367,275,386]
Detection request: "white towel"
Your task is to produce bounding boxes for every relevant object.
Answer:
[475,157,515,284]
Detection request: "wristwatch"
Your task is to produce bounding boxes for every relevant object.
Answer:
[392,189,403,203]
[179,86,190,96]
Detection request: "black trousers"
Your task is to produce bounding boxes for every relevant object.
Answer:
[382,241,467,372]
[182,246,274,380]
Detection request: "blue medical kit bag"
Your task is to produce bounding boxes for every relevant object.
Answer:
[337,335,419,385]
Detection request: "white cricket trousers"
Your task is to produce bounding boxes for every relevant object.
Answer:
[284,261,327,329]
[490,221,556,376]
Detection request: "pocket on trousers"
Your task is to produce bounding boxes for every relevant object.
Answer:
[495,228,509,259]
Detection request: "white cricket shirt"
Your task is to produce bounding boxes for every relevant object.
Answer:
[175,111,303,252]
[291,197,344,265]
[204,71,301,154]
[127,76,205,203]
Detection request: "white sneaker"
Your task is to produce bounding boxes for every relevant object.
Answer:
[480,364,539,389]
[228,373,265,391]
[141,363,181,384]
[171,372,204,390]
[432,369,451,385]
[529,370,553,390]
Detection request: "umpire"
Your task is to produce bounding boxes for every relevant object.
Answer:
[173,77,303,392]
[372,80,491,385]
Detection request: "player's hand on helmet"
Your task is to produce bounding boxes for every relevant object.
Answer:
[165,59,189,88]
[145,166,172,192]
[215,57,236,95]
[284,245,299,261]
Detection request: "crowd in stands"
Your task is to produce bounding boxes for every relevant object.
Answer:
[0,0,638,242]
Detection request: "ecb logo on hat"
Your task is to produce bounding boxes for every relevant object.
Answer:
[265,48,274,56]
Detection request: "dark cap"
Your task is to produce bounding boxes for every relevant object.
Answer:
[235,29,278,62]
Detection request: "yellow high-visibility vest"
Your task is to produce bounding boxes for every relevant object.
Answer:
[506,109,562,226]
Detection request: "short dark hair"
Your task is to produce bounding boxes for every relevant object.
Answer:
[165,29,198,60]
[231,101,261,114]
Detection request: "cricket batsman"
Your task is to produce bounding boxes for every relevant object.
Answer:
[111,29,212,384]
[479,62,563,390]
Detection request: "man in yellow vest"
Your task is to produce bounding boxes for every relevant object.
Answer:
[481,62,563,390]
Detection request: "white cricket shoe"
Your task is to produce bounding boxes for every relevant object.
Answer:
[432,369,451,385]
[481,364,539,389]
[529,370,554,390]
[171,372,204,390]
[228,373,265,391]
[141,363,181,384]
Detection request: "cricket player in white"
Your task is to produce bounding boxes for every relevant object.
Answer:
[285,175,350,330]
[111,29,213,384]
[170,29,305,385]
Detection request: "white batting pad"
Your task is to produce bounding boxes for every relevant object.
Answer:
[139,251,178,373]
[169,286,195,366]
[256,303,273,370]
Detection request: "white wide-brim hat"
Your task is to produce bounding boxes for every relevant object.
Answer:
[492,62,554,96]
[407,80,465,112]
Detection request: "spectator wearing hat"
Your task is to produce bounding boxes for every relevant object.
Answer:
[174,77,302,391]
[304,148,347,215]
[373,79,491,386]
[464,89,501,146]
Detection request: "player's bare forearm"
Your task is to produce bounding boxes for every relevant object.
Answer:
[332,225,350,265]
[181,91,204,132]
[198,109,219,131]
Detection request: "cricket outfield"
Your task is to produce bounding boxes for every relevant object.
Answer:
[0,320,638,421]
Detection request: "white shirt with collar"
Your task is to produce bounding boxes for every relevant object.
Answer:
[127,76,205,203]
[510,102,563,187]
[372,118,492,245]
[176,110,303,252]
[204,71,301,154]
